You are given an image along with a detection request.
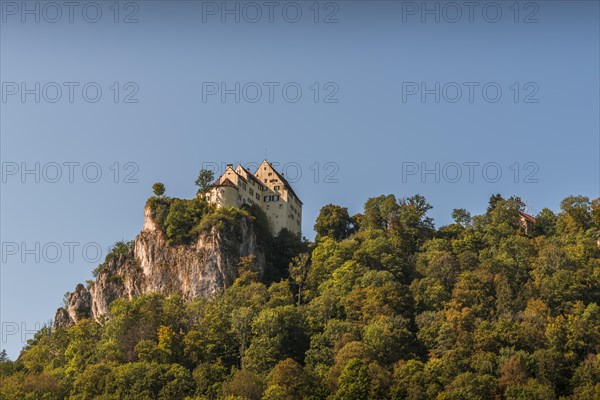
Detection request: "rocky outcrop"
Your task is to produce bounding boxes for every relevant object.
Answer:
[54,206,265,328]
[54,283,92,328]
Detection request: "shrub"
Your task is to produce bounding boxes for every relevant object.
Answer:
[164,199,207,245]
[93,241,134,277]
[199,207,250,233]
[146,196,174,232]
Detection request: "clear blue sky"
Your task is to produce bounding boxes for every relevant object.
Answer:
[1,0,598,359]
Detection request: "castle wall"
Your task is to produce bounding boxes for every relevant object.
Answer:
[208,162,302,237]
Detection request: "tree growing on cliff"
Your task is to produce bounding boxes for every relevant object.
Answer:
[195,169,215,195]
[152,182,166,197]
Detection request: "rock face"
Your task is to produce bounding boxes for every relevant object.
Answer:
[54,283,92,328]
[54,206,266,328]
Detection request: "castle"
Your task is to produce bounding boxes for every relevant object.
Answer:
[205,160,302,236]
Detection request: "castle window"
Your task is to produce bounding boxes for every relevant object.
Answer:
[272,195,279,201]
[264,196,272,202]
[242,183,246,190]
[274,185,280,191]
[249,189,254,195]
[279,204,283,209]
[268,172,272,176]
[256,193,260,200]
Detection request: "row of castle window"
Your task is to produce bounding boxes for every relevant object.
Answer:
[264,195,280,202]
[237,180,261,200]
[237,174,265,192]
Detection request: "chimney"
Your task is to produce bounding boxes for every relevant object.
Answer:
[226,163,233,169]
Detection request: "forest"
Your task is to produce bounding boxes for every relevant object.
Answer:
[1,193,599,400]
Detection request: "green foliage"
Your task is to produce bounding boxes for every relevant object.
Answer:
[199,206,248,232]
[314,204,356,241]
[93,240,134,277]
[5,194,600,400]
[451,208,472,227]
[195,169,215,194]
[152,182,166,197]
[165,199,207,245]
[334,358,371,400]
[146,196,173,232]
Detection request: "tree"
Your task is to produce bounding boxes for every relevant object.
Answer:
[243,306,309,374]
[438,372,497,400]
[532,208,558,236]
[164,199,205,245]
[289,253,311,305]
[265,358,310,400]
[487,193,504,213]
[504,379,555,400]
[152,182,166,197]
[221,368,264,400]
[451,208,471,227]
[334,359,371,400]
[314,204,356,241]
[195,169,215,194]
[558,195,592,233]
[363,195,399,230]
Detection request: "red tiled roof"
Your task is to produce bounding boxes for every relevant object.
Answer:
[212,178,238,189]
[519,211,536,223]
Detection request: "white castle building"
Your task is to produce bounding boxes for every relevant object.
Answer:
[205,160,302,236]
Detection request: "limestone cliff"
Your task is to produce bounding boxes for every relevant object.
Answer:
[54,205,266,328]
